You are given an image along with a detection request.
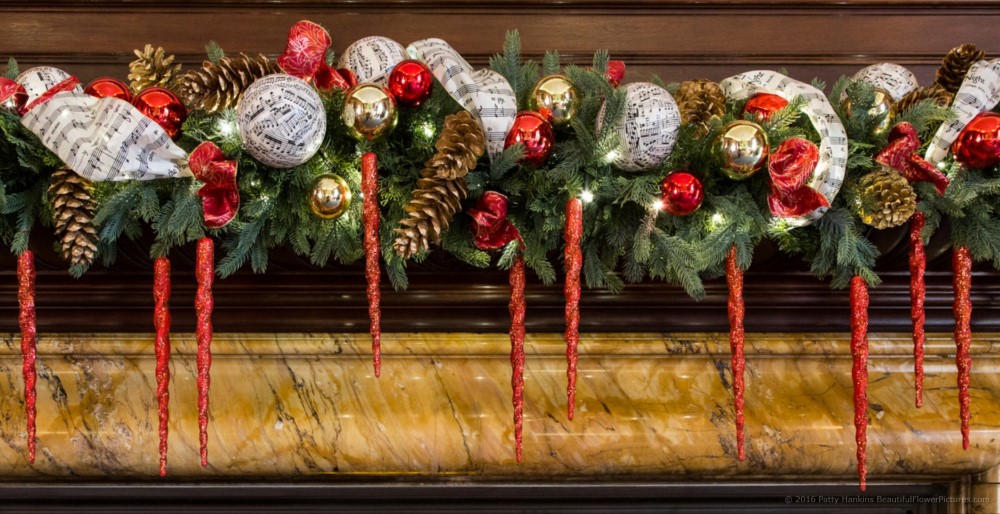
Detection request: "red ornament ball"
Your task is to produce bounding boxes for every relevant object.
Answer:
[952,112,1000,169]
[742,93,789,123]
[387,59,433,107]
[659,171,704,216]
[132,87,187,139]
[504,111,555,166]
[0,77,28,114]
[84,77,133,102]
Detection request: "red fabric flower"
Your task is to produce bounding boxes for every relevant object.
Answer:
[189,142,239,229]
[767,138,829,218]
[467,191,521,250]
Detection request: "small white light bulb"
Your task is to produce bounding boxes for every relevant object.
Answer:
[580,190,595,203]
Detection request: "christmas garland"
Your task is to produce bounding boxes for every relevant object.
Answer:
[2,22,997,488]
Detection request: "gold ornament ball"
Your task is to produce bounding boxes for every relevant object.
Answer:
[528,74,580,128]
[717,120,769,180]
[342,83,398,142]
[842,87,895,135]
[309,174,352,220]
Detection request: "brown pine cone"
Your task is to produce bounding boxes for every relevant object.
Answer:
[896,84,954,114]
[49,167,98,271]
[128,44,182,93]
[935,44,987,94]
[392,176,469,259]
[428,111,486,180]
[674,79,727,136]
[176,53,280,113]
[857,168,917,230]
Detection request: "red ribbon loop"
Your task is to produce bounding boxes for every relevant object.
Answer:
[23,76,81,113]
[468,191,521,250]
[277,20,351,91]
[189,142,239,229]
[606,60,626,88]
[876,122,950,196]
[767,137,829,218]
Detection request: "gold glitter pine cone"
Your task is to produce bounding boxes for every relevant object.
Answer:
[128,44,182,93]
[49,167,98,270]
[857,168,917,230]
[176,53,281,113]
[896,84,954,114]
[674,79,727,136]
[935,43,987,94]
[428,111,486,180]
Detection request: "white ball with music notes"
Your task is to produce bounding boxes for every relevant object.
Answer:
[237,74,326,169]
[338,36,406,86]
[16,66,81,104]
[597,82,681,172]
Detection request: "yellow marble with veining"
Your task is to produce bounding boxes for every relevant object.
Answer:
[0,333,998,479]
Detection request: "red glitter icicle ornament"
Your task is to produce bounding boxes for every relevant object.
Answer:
[362,152,382,377]
[564,198,583,420]
[17,250,37,464]
[153,257,172,476]
[726,245,746,461]
[195,238,214,467]
[850,276,869,491]
[909,212,926,408]
[953,246,972,450]
[509,255,527,462]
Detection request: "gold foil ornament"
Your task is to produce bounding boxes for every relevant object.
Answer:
[717,120,769,180]
[342,83,398,142]
[842,88,895,135]
[528,74,580,128]
[309,174,352,219]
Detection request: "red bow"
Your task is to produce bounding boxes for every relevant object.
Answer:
[189,142,239,229]
[0,77,28,114]
[467,191,521,250]
[277,20,354,91]
[606,61,626,88]
[767,138,829,218]
[23,76,81,113]
[875,122,950,195]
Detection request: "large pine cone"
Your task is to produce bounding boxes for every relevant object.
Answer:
[392,176,469,259]
[428,111,486,180]
[896,84,954,114]
[176,53,280,113]
[674,79,727,136]
[935,44,987,94]
[128,45,182,93]
[49,167,98,271]
[857,168,917,230]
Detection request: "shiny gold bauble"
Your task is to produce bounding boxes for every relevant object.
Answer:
[528,74,580,128]
[842,88,895,135]
[309,174,352,220]
[717,120,769,180]
[342,83,398,142]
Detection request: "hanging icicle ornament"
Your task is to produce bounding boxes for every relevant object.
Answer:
[910,212,926,408]
[18,250,37,464]
[152,257,172,476]
[953,246,972,450]
[726,246,746,461]
[468,192,525,461]
[195,238,214,467]
[850,276,870,491]
[564,197,583,420]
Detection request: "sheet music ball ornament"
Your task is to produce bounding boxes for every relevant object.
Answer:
[596,82,681,171]
[659,171,704,216]
[15,66,78,103]
[0,78,28,114]
[717,120,768,180]
[504,111,555,166]
[387,59,433,107]
[742,93,788,123]
[528,74,580,128]
[952,112,1000,169]
[309,174,352,220]
[342,83,398,142]
[132,87,187,139]
[84,77,133,102]
[338,36,407,86]
[237,74,326,168]
[841,88,894,135]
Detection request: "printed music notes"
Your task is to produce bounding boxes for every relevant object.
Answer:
[925,59,1000,165]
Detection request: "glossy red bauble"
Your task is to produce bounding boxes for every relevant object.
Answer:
[387,59,433,107]
[659,171,704,216]
[132,87,187,139]
[742,93,789,123]
[952,112,1000,169]
[0,77,28,114]
[504,111,555,166]
[84,77,133,102]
